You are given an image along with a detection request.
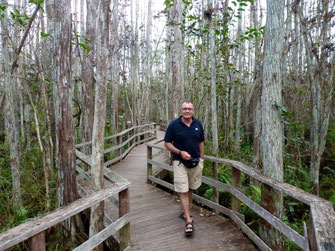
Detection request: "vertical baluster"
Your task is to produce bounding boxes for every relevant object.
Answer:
[231,167,241,213]
[29,231,46,251]
[119,188,130,250]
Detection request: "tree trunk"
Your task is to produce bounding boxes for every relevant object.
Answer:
[80,0,96,152]
[145,0,152,123]
[1,0,23,210]
[206,0,219,204]
[111,0,119,132]
[89,0,111,245]
[260,0,285,249]
[171,0,184,119]
[53,0,78,208]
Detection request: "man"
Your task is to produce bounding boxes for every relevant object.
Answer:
[164,100,205,236]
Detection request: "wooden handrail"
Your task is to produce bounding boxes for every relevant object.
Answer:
[0,184,130,251]
[75,123,156,148]
[76,123,157,167]
[146,142,335,251]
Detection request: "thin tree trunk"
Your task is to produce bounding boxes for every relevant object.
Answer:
[1,0,23,210]
[111,0,119,132]
[80,0,96,153]
[171,0,184,119]
[207,0,219,204]
[145,0,152,123]
[89,0,111,244]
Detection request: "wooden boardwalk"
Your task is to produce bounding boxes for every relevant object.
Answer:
[109,130,256,251]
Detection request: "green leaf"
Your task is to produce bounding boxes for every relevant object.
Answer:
[232,1,237,6]
[227,7,233,11]
[44,77,51,83]
[237,8,245,11]
[0,5,7,11]
[15,9,20,15]
[40,31,50,37]
[79,42,91,51]
[29,0,44,4]
[10,11,16,19]
[215,29,220,35]
[17,18,25,26]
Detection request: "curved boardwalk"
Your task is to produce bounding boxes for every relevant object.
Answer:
[110,130,257,251]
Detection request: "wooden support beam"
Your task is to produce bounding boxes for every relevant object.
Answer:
[147,145,153,184]
[28,231,45,251]
[119,189,130,250]
[231,167,241,213]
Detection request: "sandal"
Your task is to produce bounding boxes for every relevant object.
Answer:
[179,211,193,222]
[185,221,194,236]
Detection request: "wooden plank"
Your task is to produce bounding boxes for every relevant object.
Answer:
[147,146,153,183]
[75,149,92,166]
[231,167,241,213]
[119,189,130,250]
[230,212,271,251]
[72,214,130,251]
[147,159,173,172]
[309,202,335,251]
[28,231,46,251]
[149,176,174,190]
[229,185,308,250]
[0,185,130,251]
[192,194,245,221]
[204,155,326,206]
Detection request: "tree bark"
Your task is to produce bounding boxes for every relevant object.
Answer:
[1,0,23,210]
[89,0,111,245]
[171,0,184,119]
[80,0,96,153]
[260,0,285,249]
[53,0,78,208]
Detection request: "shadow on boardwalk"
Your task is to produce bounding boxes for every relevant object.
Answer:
[110,130,257,251]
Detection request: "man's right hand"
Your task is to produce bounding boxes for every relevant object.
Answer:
[180,150,191,161]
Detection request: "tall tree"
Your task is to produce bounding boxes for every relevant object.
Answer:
[145,0,152,123]
[0,0,23,210]
[296,0,335,195]
[80,0,96,151]
[53,0,78,208]
[260,0,285,249]
[89,0,111,242]
[170,0,184,120]
[206,0,219,204]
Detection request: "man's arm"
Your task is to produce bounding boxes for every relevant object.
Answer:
[164,142,190,160]
[199,141,204,159]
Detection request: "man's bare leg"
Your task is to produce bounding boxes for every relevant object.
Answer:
[180,191,193,223]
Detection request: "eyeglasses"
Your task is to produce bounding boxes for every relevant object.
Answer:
[181,108,194,111]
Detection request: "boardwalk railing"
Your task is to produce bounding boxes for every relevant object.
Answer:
[159,119,168,131]
[0,123,157,251]
[147,141,335,251]
[0,184,130,251]
[76,123,157,167]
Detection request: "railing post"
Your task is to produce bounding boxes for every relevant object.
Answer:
[119,188,130,250]
[29,231,45,251]
[212,162,219,205]
[116,135,122,162]
[147,145,152,184]
[154,123,157,139]
[231,167,241,213]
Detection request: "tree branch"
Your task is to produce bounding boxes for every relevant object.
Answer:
[11,4,41,74]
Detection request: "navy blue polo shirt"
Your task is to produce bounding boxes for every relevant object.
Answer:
[164,116,205,161]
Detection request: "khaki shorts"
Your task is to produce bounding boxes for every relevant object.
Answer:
[173,159,204,193]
